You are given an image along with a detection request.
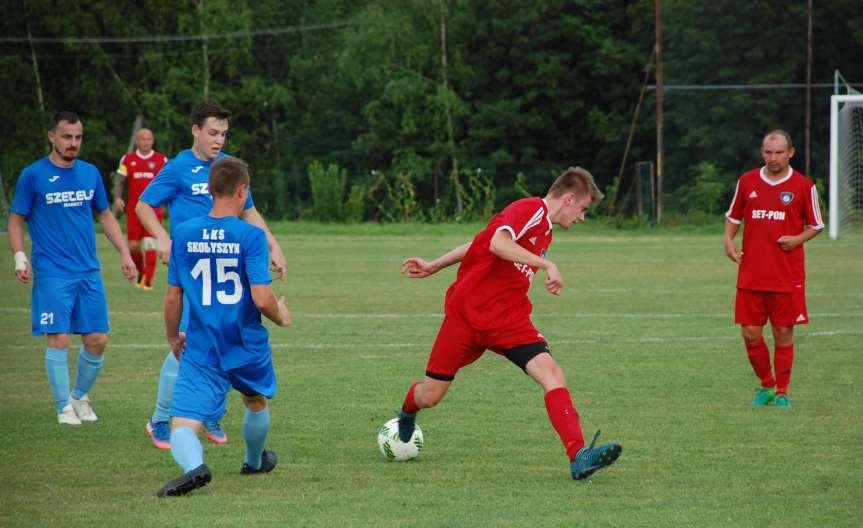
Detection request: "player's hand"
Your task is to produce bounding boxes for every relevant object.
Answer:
[724,239,743,264]
[544,262,563,295]
[168,334,185,360]
[777,235,801,252]
[113,198,125,213]
[270,246,287,281]
[14,261,32,284]
[157,235,172,265]
[276,296,292,327]
[120,254,137,281]
[401,257,437,278]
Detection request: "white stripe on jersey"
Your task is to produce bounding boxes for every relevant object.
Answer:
[514,206,545,241]
[725,180,741,223]
[808,185,825,229]
[495,225,517,239]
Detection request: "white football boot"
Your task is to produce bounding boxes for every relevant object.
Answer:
[70,395,98,422]
[58,404,82,425]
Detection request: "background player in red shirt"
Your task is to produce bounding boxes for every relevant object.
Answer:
[395,167,622,480]
[113,128,167,290]
[724,130,824,409]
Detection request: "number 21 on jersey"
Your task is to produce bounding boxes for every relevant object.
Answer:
[190,258,242,305]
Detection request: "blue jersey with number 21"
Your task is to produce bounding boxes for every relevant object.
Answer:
[168,215,272,370]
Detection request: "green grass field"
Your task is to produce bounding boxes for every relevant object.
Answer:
[1,225,861,527]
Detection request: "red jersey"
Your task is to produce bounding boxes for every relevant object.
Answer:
[117,150,167,203]
[445,197,553,331]
[725,166,824,292]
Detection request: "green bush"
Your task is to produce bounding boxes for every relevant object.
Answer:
[308,161,367,223]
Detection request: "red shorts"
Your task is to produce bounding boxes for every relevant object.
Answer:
[126,201,163,241]
[735,288,808,326]
[425,314,546,380]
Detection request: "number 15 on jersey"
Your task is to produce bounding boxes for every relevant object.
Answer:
[190,258,243,305]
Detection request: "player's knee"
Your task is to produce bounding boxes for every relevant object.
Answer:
[772,326,794,346]
[82,333,108,354]
[47,333,71,350]
[242,394,268,412]
[741,326,762,345]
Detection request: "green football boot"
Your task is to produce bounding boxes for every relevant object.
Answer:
[752,387,776,407]
[774,394,791,409]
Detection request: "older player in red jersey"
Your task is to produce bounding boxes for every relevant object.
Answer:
[113,128,168,290]
[394,167,622,481]
[724,130,825,409]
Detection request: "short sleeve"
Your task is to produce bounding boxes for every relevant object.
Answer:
[140,160,179,207]
[804,182,825,230]
[116,155,128,176]
[725,179,744,224]
[244,188,255,211]
[243,228,271,285]
[10,168,34,216]
[91,172,109,212]
[167,241,181,287]
[496,200,547,241]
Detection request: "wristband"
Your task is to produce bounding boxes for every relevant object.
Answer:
[14,251,28,272]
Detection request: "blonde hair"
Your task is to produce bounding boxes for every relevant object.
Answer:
[547,166,604,204]
[763,129,793,149]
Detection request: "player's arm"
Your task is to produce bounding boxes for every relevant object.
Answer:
[164,285,185,359]
[489,230,562,295]
[112,164,127,213]
[401,242,471,278]
[136,201,171,263]
[240,206,287,280]
[96,209,137,281]
[777,226,821,251]
[250,285,292,327]
[7,213,31,283]
[723,218,742,264]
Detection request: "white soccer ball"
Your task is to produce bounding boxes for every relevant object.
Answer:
[377,418,424,461]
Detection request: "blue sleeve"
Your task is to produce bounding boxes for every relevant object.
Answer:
[91,172,109,212]
[10,168,34,216]
[167,239,182,287]
[244,188,255,210]
[140,161,179,207]
[244,228,271,285]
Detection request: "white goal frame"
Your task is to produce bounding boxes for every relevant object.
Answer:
[829,94,863,239]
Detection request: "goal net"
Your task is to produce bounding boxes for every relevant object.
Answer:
[829,92,863,239]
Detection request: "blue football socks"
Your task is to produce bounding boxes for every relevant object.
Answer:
[152,351,179,423]
[243,407,270,470]
[45,347,70,413]
[72,346,103,400]
[170,426,204,473]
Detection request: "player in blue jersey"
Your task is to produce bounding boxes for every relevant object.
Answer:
[8,111,137,424]
[156,157,291,497]
[136,101,287,449]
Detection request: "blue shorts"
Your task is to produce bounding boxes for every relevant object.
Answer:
[171,353,277,422]
[31,272,110,336]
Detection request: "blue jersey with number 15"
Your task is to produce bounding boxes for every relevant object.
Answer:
[168,215,272,370]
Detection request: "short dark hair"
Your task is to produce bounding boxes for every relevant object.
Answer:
[49,111,82,131]
[190,101,231,128]
[763,129,793,149]
[209,158,249,198]
[547,166,604,204]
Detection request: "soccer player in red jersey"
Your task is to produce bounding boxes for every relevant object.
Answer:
[395,167,622,480]
[113,128,168,290]
[724,130,824,409]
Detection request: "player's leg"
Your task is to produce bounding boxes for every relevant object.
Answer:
[397,315,479,442]
[229,357,277,474]
[147,347,179,449]
[736,289,776,406]
[141,236,158,289]
[34,276,78,423]
[67,272,111,421]
[768,291,806,409]
[126,211,144,285]
[157,416,211,498]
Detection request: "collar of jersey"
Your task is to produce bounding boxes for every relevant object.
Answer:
[759,166,792,186]
[541,198,553,231]
[135,149,155,160]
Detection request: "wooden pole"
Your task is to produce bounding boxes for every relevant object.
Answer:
[805,0,813,177]
[654,0,664,224]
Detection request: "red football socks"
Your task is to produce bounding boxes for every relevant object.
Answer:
[144,250,157,286]
[402,381,421,414]
[544,387,585,462]
[746,337,775,388]
[131,248,144,280]
[774,344,794,395]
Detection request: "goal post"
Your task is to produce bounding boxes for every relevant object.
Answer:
[829,94,863,239]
